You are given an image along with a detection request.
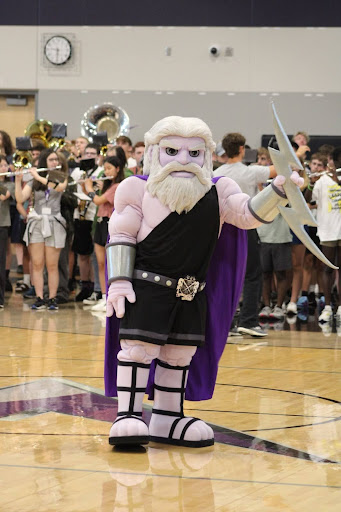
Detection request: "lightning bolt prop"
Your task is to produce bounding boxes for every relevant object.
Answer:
[269,103,338,270]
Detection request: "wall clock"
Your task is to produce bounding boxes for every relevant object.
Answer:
[44,35,72,65]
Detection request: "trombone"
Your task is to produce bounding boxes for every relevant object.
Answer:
[0,165,62,178]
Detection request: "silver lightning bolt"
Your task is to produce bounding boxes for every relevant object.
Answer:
[269,103,338,270]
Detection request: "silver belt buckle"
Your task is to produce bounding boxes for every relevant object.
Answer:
[176,275,200,301]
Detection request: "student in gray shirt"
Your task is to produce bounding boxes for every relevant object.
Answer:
[213,133,277,337]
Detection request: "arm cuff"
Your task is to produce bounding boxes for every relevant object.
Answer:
[106,243,136,285]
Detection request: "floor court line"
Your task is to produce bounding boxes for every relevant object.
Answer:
[0,463,340,489]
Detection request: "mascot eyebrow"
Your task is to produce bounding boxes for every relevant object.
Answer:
[159,139,206,151]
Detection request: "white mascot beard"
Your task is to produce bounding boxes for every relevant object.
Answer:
[146,150,212,215]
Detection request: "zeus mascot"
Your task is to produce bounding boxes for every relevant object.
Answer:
[104,116,303,448]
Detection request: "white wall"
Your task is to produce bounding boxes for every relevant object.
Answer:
[0,26,340,144]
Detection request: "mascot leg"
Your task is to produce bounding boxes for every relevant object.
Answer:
[149,345,214,448]
[109,340,161,446]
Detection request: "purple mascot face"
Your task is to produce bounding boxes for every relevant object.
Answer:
[159,136,206,178]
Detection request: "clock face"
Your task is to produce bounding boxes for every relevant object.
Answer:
[44,36,72,65]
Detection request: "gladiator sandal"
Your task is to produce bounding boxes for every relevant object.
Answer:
[109,361,150,446]
[149,359,214,448]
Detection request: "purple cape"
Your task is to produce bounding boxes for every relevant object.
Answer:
[104,176,247,401]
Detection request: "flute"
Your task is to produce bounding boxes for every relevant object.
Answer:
[68,176,114,186]
[0,165,62,178]
[307,168,341,179]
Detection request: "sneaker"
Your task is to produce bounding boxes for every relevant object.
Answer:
[270,306,285,320]
[259,306,272,318]
[91,298,106,312]
[228,326,242,337]
[237,325,268,337]
[286,302,297,315]
[318,305,333,323]
[17,265,23,274]
[83,291,102,305]
[297,296,308,310]
[23,286,36,299]
[75,285,94,302]
[0,303,4,309]
[31,297,46,310]
[47,298,59,311]
[15,281,30,293]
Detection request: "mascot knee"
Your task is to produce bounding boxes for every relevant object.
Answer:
[118,340,161,365]
[159,344,197,367]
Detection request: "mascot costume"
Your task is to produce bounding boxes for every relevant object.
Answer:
[104,115,303,448]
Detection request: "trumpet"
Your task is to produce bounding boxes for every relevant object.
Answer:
[0,165,62,178]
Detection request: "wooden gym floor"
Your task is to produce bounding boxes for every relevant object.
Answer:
[0,290,340,511]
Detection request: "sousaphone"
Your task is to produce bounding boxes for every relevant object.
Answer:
[81,103,130,143]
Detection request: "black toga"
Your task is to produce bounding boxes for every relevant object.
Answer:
[119,186,220,346]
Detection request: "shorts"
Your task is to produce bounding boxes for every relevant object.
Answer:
[72,219,94,255]
[291,226,309,245]
[320,240,341,247]
[305,226,321,255]
[25,217,66,248]
[260,242,292,272]
[119,279,206,347]
[94,217,109,247]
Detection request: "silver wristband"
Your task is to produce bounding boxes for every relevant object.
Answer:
[106,243,136,285]
[248,182,288,224]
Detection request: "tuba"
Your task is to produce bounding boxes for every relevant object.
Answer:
[25,119,53,147]
[80,103,130,144]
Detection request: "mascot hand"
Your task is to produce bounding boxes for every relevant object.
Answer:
[273,171,304,194]
[106,280,136,318]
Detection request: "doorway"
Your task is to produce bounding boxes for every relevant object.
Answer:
[0,93,36,146]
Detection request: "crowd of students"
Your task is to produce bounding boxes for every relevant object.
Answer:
[213,131,341,336]
[1,125,340,338]
[0,131,144,312]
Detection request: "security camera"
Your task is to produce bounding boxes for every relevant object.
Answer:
[209,45,220,57]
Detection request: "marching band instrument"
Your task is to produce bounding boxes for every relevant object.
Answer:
[0,165,62,178]
[13,151,33,170]
[25,119,53,147]
[81,103,130,143]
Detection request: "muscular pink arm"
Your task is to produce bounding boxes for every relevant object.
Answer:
[216,177,261,230]
[107,177,171,318]
[108,177,145,244]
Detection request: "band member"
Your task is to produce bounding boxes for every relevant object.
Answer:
[84,156,125,312]
[15,149,68,310]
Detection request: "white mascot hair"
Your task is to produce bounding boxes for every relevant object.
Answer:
[143,116,216,175]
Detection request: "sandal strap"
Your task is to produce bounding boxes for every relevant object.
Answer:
[114,414,145,424]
